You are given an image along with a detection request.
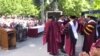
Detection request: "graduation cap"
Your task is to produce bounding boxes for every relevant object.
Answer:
[95,39,100,48]
[91,16,97,21]
[59,15,64,18]
[70,16,77,19]
[48,16,56,21]
[87,15,97,21]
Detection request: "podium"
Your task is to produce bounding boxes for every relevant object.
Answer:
[0,28,16,50]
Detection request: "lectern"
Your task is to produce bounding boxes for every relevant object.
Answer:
[0,28,16,50]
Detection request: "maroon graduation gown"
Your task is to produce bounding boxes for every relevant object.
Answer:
[65,31,73,56]
[82,21,97,53]
[57,20,69,49]
[43,21,61,55]
[57,21,65,49]
[77,18,85,34]
[65,23,77,56]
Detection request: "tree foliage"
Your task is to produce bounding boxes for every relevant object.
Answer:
[0,0,39,16]
[0,0,100,17]
[86,0,100,18]
[93,0,100,10]
[58,0,90,16]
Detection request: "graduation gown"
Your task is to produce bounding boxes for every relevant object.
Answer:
[78,18,85,35]
[57,20,65,49]
[65,21,78,56]
[43,21,61,55]
[97,24,100,38]
[58,19,65,34]
[82,20,97,53]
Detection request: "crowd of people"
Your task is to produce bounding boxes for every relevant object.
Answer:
[0,16,40,28]
[0,16,44,42]
[43,15,100,56]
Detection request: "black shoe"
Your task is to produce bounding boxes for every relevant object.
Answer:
[61,49,66,53]
[49,52,58,55]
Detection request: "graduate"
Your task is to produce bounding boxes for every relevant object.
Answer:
[82,16,97,53]
[57,15,66,53]
[64,16,78,56]
[43,16,61,55]
[78,16,86,35]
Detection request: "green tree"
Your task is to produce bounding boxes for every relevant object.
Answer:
[58,0,90,16]
[86,0,100,18]
[0,0,39,16]
[93,0,100,10]
[21,0,39,16]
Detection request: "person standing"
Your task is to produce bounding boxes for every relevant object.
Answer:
[43,16,61,55]
[82,16,97,53]
[57,15,66,53]
[78,16,86,35]
[65,16,79,56]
